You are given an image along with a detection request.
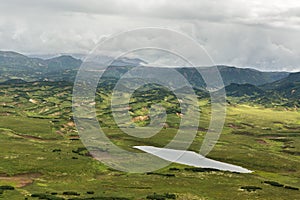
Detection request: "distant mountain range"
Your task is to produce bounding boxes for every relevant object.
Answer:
[0,51,81,82]
[0,50,290,84]
[1,50,299,107]
[225,73,300,107]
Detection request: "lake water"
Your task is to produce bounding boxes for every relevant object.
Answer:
[134,146,253,173]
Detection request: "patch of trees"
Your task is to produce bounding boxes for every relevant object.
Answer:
[263,181,299,190]
[184,167,220,172]
[31,193,64,200]
[146,193,176,200]
[146,172,175,177]
[240,186,262,192]
[0,185,14,195]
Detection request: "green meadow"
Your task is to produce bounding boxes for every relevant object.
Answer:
[0,82,299,199]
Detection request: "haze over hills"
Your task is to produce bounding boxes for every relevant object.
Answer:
[1,50,300,107]
[177,66,289,88]
[0,50,291,85]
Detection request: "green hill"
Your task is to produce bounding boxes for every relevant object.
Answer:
[0,51,81,82]
[225,83,265,97]
[262,72,300,99]
[0,51,290,87]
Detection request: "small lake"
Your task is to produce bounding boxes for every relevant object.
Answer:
[134,146,253,173]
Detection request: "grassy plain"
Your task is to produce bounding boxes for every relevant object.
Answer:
[0,83,299,199]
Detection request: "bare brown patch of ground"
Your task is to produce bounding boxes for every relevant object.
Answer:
[1,130,56,141]
[0,173,42,188]
[228,123,243,129]
[197,127,208,132]
[55,130,64,137]
[256,139,268,145]
[132,115,149,122]
[15,133,56,141]
[240,122,255,128]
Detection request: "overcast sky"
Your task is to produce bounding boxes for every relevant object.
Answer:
[0,0,300,71]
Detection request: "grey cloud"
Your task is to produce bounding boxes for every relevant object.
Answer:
[1,0,298,29]
[0,0,299,71]
[0,0,272,24]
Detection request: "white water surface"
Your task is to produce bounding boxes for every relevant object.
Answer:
[134,146,253,173]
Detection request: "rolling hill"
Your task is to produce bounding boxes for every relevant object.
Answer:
[0,50,298,108]
[0,51,290,87]
[261,72,300,99]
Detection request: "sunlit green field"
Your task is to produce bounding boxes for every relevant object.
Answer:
[0,83,299,199]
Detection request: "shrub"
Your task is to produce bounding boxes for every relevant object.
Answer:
[146,193,165,200]
[146,193,176,200]
[146,172,175,177]
[184,168,219,172]
[68,197,130,200]
[164,193,176,199]
[284,185,299,190]
[31,193,47,198]
[70,138,80,141]
[63,191,80,196]
[31,193,65,199]
[0,185,15,190]
[48,196,65,200]
[264,181,284,187]
[72,147,89,156]
[241,186,262,192]
[169,168,180,171]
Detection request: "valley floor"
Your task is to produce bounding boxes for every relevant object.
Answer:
[0,83,299,199]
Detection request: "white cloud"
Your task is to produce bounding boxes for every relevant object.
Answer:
[0,0,299,71]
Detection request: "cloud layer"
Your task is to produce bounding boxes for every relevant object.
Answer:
[0,0,300,71]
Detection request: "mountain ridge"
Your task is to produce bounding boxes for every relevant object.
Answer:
[1,50,300,107]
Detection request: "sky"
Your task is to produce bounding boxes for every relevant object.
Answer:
[0,0,300,71]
